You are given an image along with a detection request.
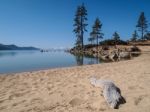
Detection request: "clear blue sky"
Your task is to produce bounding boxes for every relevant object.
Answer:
[0,0,149,48]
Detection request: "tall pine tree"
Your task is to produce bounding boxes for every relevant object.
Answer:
[90,18,104,49]
[73,6,81,48]
[131,30,138,42]
[88,37,95,45]
[73,3,88,49]
[136,12,148,40]
[112,32,120,45]
[144,33,150,40]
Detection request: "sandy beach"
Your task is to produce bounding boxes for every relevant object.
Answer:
[0,46,150,112]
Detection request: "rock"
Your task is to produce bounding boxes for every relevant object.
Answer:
[102,46,109,50]
[109,51,119,61]
[119,52,131,59]
[92,48,97,53]
[128,46,141,52]
[100,50,109,56]
[90,77,126,109]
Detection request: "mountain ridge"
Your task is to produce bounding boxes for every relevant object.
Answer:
[0,43,39,50]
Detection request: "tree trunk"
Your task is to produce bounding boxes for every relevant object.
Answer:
[97,36,98,51]
[81,32,84,49]
[81,16,84,49]
[142,26,144,40]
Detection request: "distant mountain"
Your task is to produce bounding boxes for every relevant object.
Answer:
[0,44,39,50]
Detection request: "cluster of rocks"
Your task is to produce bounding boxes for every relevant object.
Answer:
[102,46,141,61]
[99,49,132,62]
[69,46,141,62]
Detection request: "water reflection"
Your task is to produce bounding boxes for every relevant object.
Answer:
[0,50,37,58]
[0,51,17,58]
[0,50,141,74]
[88,58,97,65]
[72,52,141,66]
[73,53,102,66]
[75,54,83,65]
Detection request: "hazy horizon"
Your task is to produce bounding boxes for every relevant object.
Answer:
[0,0,150,49]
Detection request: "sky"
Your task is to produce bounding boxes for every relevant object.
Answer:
[0,0,150,49]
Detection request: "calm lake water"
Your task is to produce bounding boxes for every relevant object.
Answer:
[0,50,104,74]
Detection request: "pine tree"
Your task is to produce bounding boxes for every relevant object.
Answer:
[75,35,82,47]
[144,33,150,40]
[112,32,120,45]
[136,12,148,40]
[131,30,138,42]
[90,18,104,49]
[73,6,81,48]
[88,37,95,45]
[73,3,88,49]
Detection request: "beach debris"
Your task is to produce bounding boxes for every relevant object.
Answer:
[90,77,126,109]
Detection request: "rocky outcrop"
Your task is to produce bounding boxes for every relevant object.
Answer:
[69,46,141,62]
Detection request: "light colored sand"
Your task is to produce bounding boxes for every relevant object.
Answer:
[0,46,150,112]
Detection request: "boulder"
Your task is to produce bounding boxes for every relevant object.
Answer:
[119,52,131,59]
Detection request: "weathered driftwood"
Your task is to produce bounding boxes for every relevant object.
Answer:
[90,77,125,109]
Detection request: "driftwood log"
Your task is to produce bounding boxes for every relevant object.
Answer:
[90,77,126,109]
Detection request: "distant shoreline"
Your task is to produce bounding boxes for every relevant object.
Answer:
[0,43,39,50]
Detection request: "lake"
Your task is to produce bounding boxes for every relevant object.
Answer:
[0,50,104,74]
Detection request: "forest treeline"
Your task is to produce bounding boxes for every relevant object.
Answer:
[73,3,150,49]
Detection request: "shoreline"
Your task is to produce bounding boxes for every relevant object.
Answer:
[1,45,148,75]
[0,46,150,112]
[0,48,144,76]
